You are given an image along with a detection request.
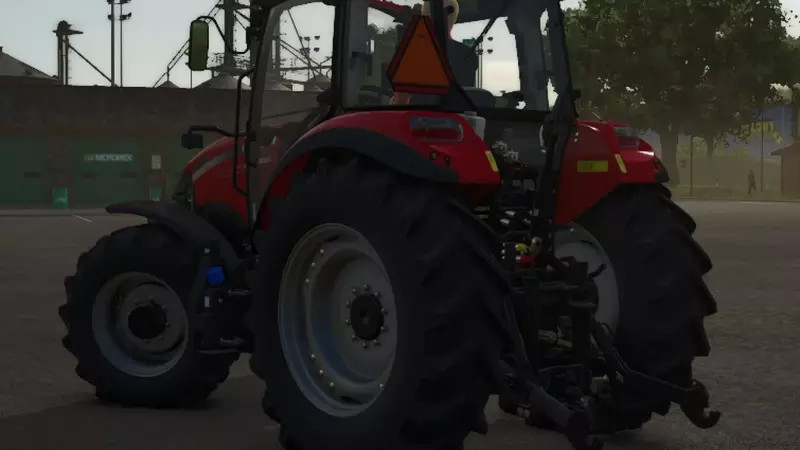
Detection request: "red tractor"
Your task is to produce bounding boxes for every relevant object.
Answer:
[59,1,720,449]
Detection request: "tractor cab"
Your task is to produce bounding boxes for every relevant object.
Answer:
[246,0,568,164]
[184,0,577,225]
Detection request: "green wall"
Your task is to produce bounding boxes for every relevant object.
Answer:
[0,133,197,207]
[71,137,143,206]
[0,136,48,205]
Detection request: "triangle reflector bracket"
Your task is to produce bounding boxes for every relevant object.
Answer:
[387,14,455,95]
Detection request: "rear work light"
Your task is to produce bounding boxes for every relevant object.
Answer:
[410,116,464,143]
[613,125,640,149]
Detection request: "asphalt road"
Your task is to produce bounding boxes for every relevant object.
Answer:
[0,201,798,450]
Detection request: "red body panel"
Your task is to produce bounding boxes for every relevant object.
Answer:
[303,111,500,185]
[184,114,659,229]
[185,136,285,220]
[554,121,658,224]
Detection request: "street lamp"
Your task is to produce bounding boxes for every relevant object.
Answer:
[107,0,132,87]
[476,36,494,89]
[119,0,132,86]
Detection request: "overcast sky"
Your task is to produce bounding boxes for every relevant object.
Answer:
[1,0,800,90]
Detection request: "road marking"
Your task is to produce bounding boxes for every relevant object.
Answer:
[72,215,93,223]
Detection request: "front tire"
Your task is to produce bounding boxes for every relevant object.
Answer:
[248,157,513,450]
[59,224,238,407]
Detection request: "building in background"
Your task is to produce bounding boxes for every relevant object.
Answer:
[0,46,58,85]
[634,104,797,195]
[771,143,800,197]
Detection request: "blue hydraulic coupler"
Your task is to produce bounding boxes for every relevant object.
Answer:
[206,266,226,287]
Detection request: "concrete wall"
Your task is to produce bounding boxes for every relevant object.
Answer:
[0,83,326,207]
[0,84,247,135]
[0,84,248,207]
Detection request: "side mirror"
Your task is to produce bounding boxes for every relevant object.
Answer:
[181,132,204,150]
[188,19,210,72]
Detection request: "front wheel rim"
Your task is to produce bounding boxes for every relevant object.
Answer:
[278,223,398,418]
[91,272,189,377]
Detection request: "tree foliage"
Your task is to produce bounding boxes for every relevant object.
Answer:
[565,0,800,182]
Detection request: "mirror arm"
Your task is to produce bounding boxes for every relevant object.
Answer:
[232,67,256,200]
[187,125,235,137]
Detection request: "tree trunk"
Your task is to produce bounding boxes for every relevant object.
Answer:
[657,127,680,186]
[704,134,717,160]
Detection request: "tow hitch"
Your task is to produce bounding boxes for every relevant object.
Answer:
[590,320,722,430]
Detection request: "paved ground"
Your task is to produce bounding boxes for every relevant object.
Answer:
[0,201,798,450]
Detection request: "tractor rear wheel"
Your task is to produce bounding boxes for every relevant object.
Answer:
[248,157,513,450]
[59,224,238,407]
[500,184,716,431]
[565,184,716,429]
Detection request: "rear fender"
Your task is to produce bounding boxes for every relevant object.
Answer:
[555,122,664,225]
[256,111,501,228]
[106,200,240,273]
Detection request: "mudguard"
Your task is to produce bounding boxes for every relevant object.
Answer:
[255,120,472,228]
[555,122,665,225]
[255,110,505,228]
[284,127,459,183]
[106,200,240,272]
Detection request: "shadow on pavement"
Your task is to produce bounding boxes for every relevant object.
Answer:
[0,377,277,450]
[0,375,671,450]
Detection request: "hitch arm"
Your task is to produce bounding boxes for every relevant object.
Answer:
[492,357,603,450]
[590,320,721,429]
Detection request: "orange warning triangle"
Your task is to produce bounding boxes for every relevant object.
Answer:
[387,14,455,95]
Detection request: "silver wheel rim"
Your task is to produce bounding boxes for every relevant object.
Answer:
[279,223,397,418]
[554,224,619,331]
[91,272,188,377]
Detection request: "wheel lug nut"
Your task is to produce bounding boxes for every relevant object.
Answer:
[372,340,380,346]
[329,382,335,389]
[318,369,324,376]
[380,325,387,332]
[304,278,310,285]
[352,288,358,295]
[351,334,358,341]
[379,383,385,390]
[362,341,369,348]
[381,308,388,315]
[319,249,325,255]
[345,319,351,325]
[310,353,316,361]
[373,291,381,299]
[310,262,316,268]
[346,300,352,308]
[363,284,370,291]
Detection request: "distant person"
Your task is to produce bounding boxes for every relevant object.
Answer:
[748,169,757,195]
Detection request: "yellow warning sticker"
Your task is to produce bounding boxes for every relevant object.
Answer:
[577,160,608,173]
[485,151,499,172]
[614,154,628,174]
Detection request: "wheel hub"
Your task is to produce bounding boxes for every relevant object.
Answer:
[554,224,619,332]
[127,302,168,340]
[349,292,385,341]
[92,273,189,377]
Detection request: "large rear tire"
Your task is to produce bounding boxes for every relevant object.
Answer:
[499,184,716,430]
[574,184,717,427]
[59,224,238,407]
[248,157,513,450]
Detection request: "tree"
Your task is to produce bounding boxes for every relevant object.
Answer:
[565,0,800,184]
